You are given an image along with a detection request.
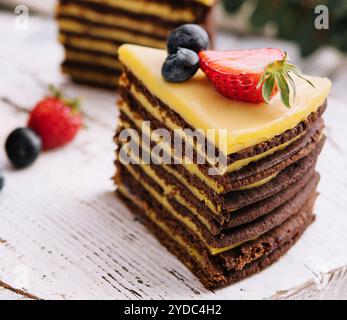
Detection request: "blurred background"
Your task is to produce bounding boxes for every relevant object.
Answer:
[0,0,346,100]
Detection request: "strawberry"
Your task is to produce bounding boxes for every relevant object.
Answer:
[199,48,314,108]
[28,86,82,150]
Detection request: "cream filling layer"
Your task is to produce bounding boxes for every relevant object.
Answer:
[65,50,122,70]
[118,44,332,155]
[59,33,120,56]
[73,0,212,22]
[58,3,171,37]
[59,19,166,49]
[120,163,242,255]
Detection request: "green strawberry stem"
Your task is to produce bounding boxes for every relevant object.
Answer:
[257,53,315,108]
[48,84,81,113]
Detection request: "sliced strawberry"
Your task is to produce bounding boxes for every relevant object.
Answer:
[199,48,313,107]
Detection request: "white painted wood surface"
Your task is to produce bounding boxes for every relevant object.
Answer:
[0,12,347,300]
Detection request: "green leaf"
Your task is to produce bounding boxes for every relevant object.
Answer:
[286,72,297,100]
[256,72,268,89]
[275,73,291,108]
[48,84,62,99]
[262,76,275,104]
[292,71,315,88]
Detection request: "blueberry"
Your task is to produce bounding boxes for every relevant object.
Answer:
[0,170,4,192]
[167,24,209,54]
[5,128,42,169]
[162,48,200,83]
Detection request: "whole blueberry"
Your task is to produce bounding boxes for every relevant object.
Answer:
[5,128,42,169]
[162,48,200,83]
[167,24,209,54]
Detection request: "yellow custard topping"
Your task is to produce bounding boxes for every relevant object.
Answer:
[118,44,331,156]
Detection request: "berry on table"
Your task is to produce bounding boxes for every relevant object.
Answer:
[28,86,82,150]
[0,170,4,191]
[5,127,42,169]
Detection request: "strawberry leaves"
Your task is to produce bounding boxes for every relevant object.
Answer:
[258,53,315,108]
[276,72,290,108]
[261,75,275,104]
[48,84,81,114]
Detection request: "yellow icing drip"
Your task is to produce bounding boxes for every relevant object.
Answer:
[118,44,331,156]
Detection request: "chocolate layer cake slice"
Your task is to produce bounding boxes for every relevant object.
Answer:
[114,44,331,289]
[56,0,216,89]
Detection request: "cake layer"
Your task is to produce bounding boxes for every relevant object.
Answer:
[59,33,121,56]
[62,62,119,89]
[117,87,325,193]
[118,44,332,156]
[64,48,122,71]
[222,172,319,230]
[61,0,214,24]
[57,3,172,36]
[222,139,323,212]
[117,179,315,289]
[116,161,318,254]
[116,130,323,224]
[58,19,167,49]
[115,134,318,233]
[116,131,323,217]
[116,110,325,213]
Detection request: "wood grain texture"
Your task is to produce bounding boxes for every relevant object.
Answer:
[0,12,346,300]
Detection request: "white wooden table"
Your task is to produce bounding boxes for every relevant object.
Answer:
[1,12,347,300]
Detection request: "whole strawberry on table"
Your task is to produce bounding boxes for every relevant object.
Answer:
[5,86,82,170]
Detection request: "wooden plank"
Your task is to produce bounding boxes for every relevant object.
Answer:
[0,12,347,300]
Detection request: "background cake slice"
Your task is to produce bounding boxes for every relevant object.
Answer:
[56,0,216,89]
[114,44,331,289]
